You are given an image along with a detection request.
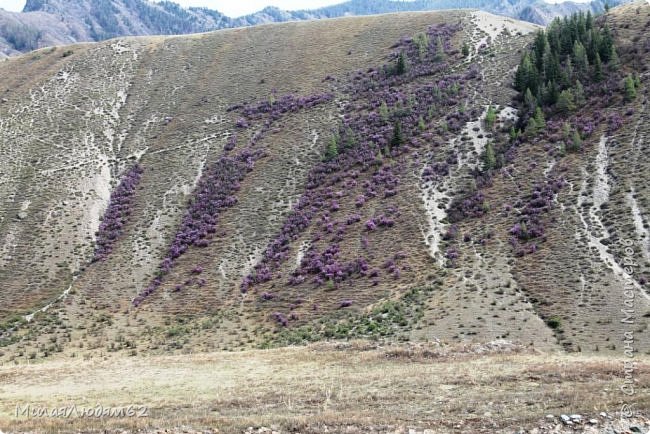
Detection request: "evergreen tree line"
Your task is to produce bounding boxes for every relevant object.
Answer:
[514,11,618,113]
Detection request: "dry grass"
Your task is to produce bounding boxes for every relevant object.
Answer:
[1,342,648,433]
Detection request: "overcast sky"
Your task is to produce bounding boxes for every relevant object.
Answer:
[0,0,346,15]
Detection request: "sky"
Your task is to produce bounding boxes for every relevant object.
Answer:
[0,0,596,15]
[0,0,24,12]
[0,0,346,15]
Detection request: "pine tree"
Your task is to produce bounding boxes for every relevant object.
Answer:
[565,56,574,84]
[572,40,588,75]
[483,142,497,171]
[515,53,538,95]
[524,88,537,114]
[534,30,548,71]
[575,80,586,106]
[544,80,559,106]
[624,75,637,101]
[556,89,576,113]
[396,51,407,75]
[485,105,497,130]
[594,52,603,82]
[534,106,546,130]
[414,32,429,59]
[344,127,357,149]
[379,101,389,122]
[324,136,339,161]
[609,45,619,70]
[525,117,538,137]
[587,29,601,64]
[544,51,561,83]
[391,120,403,148]
[570,131,582,152]
[599,25,613,62]
[434,35,445,61]
[509,126,519,141]
[418,116,426,131]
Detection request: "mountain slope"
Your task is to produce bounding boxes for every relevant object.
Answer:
[0,0,628,57]
[0,3,649,360]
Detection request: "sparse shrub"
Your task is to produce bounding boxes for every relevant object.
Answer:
[546,316,562,330]
[462,42,470,57]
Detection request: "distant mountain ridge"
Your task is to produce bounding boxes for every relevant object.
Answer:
[0,0,627,57]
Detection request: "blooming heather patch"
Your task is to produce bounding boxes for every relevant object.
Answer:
[93,164,144,262]
[509,177,565,256]
[241,23,472,298]
[228,93,334,124]
[134,89,336,306]
[133,149,262,306]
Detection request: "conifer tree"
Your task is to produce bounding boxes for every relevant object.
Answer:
[435,35,445,61]
[483,142,497,171]
[574,80,586,106]
[391,120,403,148]
[524,88,537,113]
[396,51,407,75]
[570,131,582,152]
[485,105,497,130]
[534,106,546,130]
[379,101,389,122]
[593,52,603,82]
[572,40,588,75]
[557,89,576,113]
[609,45,619,70]
[624,75,637,101]
[324,136,339,161]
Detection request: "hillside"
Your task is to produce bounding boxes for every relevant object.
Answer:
[0,0,626,57]
[1,3,650,432]
[0,0,648,356]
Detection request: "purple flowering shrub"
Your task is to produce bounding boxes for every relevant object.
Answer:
[93,164,144,262]
[509,178,565,255]
[133,149,262,306]
[272,312,288,327]
[447,192,486,223]
[228,92,334,125]
[239,22,472,297]
[288,243,370,287]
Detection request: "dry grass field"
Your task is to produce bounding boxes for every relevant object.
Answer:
[0,342,648,433]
